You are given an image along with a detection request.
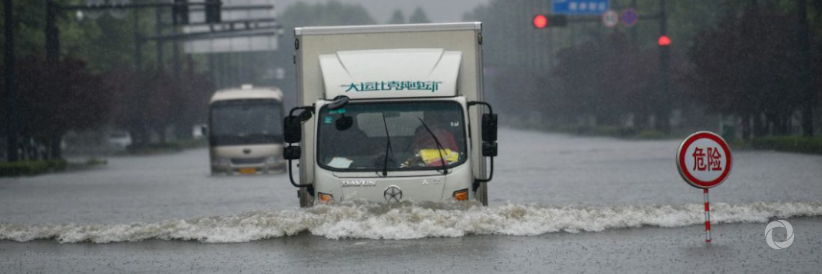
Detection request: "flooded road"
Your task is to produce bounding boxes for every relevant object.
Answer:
[1,128,821,272]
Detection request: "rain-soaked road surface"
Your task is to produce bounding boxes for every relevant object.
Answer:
[1,128,821,272]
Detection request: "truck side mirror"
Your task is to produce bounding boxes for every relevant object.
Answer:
[200,125,208,136]
[284,146,301,160]
[299,109,313,122]
[328,95,349,110]
[284,116,302,143]
[482,142,498,157]
[482,113,497,142]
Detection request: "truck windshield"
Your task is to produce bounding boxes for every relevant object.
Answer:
[210,99,283,146]
[317,101,466,172]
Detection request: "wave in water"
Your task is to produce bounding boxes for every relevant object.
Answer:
[1,201,821,243]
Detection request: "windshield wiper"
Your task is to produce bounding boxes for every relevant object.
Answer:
[380,112,394,177]
[416,117,449,175]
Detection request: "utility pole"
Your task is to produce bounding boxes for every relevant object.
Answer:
[155,7,164,70]
[798,0,813,136]
[45,0,63,158]
[45,0,59,65]
[172,10,182,80]
[630,0,638,41]
[134,9,143,70]
[4,0,18,161]
[658,0,671,134]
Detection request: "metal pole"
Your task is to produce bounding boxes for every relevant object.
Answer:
[45,0,59,64]
[45,0,62,159]
[172,8,181,80]
[798,0,813,136]
[133,9,143,70]
[3,0,18,161]
[155,7,164,70]
[630,0,638,41]
[208,54,215,86]
[704,188,712,243]
[658,0,671,134]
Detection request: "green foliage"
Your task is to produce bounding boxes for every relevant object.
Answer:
[748,136,822,155]
[0,159,67,177]
[408,7,431,24]
[0,0,160,72]
[688,4,809,135]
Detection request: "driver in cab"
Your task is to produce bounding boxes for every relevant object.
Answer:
[406,111,460,167]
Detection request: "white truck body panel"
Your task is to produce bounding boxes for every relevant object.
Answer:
[319,49,462,99]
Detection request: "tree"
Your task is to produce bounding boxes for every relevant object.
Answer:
[5,55,109,159]
[408,7,431,24]
[554,32,659,126]
[689,6,805,137]
[388,9,405,24]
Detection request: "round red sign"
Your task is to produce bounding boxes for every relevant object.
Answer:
[676,131,732,189]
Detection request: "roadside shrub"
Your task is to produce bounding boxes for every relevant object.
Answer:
[0,159,68,177]
[749,136,822,155]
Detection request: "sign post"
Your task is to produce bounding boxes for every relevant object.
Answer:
[676,131,732,243]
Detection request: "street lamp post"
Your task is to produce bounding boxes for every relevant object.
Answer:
[4,0,19,161]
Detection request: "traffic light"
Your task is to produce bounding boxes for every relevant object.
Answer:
[172,0,189,25]
[533,15,547,29]
[533,14,568,29]
[205,0,222,24]
[658,35,671,46]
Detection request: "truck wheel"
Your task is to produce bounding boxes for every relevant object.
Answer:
[298,187,314,208]
[476,182,488,206]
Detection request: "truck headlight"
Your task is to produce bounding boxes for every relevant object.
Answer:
[453,189,468,201]
[318,192,334,203]
[264,156,279,164]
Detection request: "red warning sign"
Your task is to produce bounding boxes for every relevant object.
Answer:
[676,131,732,189]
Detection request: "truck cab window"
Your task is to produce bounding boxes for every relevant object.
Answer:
[317,101,466,171]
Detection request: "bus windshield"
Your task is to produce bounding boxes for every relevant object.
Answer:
[317,101,466,172]
[210,99,283,146]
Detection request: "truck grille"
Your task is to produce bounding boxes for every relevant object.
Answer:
[231,158,265,165]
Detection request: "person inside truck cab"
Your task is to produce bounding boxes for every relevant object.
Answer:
[409,111,460,167]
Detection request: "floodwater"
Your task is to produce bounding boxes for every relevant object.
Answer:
[1,128,821,272]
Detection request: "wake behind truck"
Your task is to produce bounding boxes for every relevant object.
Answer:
[283,22,497,207]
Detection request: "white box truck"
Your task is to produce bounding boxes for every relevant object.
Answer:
[283,22,497,207]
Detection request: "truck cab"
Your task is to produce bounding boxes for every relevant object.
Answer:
[284,23,497,207]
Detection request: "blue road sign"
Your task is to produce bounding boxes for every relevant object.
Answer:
[621,8,639,27]
[553,0,610,15]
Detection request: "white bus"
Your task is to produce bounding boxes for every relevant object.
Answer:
[208,85,286,175]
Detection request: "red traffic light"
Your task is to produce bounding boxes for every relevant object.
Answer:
[533,15,548,29]
[658,35,671,46]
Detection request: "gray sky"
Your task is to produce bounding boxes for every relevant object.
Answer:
[275,0,492,23]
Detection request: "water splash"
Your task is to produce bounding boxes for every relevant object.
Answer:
[1,201,820,243]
